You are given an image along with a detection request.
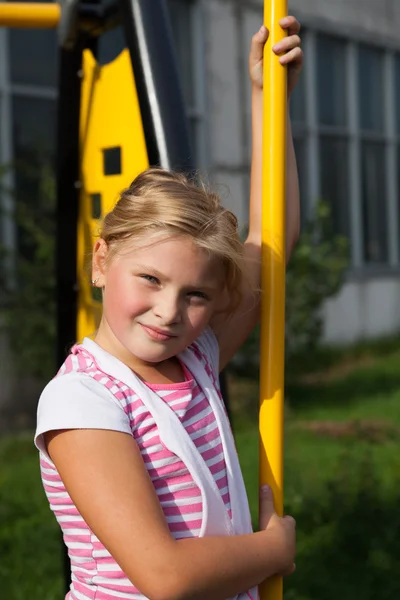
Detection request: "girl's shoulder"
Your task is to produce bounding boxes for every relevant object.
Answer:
[35,351,132,460]
[56,340,101,376]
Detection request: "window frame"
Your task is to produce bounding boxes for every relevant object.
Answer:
[292,26,400,274]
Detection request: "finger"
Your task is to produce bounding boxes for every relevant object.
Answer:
[273,34,301,55]
[259,485,275,529]
[249,25,269,64]
[281,563,296,577]
[279,47,303,67]
[279,16,301,35]
[283,515,297,528]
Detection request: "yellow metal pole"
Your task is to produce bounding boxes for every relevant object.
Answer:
[259,0,287,599]
[0,3,60,28]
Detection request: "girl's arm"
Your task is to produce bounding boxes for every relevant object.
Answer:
[213,17,303,371]
[45,428,295,600]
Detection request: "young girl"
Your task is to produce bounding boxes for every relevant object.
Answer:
[35,17,303,600]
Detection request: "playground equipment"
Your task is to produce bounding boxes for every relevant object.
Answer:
[260,1,287,598]
[0,1,288,598]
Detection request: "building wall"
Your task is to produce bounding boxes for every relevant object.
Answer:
[324,277,400,343]
[204,0,400,344]
[1,0,400,424]
[291,0,400,42]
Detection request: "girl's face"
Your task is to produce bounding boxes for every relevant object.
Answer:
[93,235,224,369]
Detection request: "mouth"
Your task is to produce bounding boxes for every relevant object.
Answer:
[140,324,177,342]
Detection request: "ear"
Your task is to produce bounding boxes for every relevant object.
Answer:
[92,239,109,287]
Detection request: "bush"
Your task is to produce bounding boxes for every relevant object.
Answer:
[284,450,400,600]
[0,164,56,380]
[233,203,349,377]
[285,202,349,370]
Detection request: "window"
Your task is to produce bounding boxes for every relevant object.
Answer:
[358,46,384,133]
[317,35,347,128]
[319,136,349,237]
[393,54,400,261]
[292,31,400,270]
[316,34,350,239]
[358,46,387,264]
[361,141,387,262]
[9,26,58,87]
[0,0,58,262]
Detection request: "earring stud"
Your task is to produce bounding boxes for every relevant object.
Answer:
[92,278,99,286]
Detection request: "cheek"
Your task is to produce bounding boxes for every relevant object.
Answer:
[186,304,215,331]
[103,273,149,319]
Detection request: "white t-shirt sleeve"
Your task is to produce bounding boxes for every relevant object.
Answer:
[34,372,132,460]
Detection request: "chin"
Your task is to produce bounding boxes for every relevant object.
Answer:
[128,344,175,364]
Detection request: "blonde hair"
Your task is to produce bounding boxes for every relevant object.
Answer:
[99,168,245,313]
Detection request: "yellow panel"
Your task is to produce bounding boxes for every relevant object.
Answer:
[77,48,149,342]
[0,3,60,28]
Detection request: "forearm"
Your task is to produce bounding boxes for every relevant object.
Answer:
[286,111,300,257]
[247,86,300,259]
[248,85,263,247]
[169,530,280,600]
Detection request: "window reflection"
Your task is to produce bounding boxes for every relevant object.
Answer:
[320,136,349,238]
[317,35,347,127]
[9,29,58,87]
[361,141,388,263]
[358,45,384,133]
[395,54,400,135]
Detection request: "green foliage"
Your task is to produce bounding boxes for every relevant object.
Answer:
[0,164,56,380]
[233,344,400,599]
[233,203,349,376]
[2,435,400,599]
[284,451,400,600]
[285,202,349,371]
[0,435,64,599]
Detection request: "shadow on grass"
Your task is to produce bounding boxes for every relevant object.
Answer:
[229,364,400,428]
[286,359,400,412]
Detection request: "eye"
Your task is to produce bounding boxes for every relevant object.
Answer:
[140,274,160,285]
[187,291,209,301]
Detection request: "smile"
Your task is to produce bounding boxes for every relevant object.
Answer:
[140,324,177,342]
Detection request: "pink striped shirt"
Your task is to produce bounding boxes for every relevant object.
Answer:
[35,329,235,599]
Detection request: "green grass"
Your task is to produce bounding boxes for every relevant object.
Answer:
[0,436,64,599]
[1,340,400,598]
[231,345,400,600]
[232,345,400,521]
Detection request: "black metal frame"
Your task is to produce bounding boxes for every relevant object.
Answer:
[119,0,193,170]
[55,41,84,368]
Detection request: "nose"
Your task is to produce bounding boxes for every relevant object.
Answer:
[153,291,182,325]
